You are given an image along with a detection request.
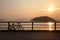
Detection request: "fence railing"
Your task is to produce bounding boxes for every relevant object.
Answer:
[0,21,59,31]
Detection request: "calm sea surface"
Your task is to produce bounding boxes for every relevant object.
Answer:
[0,22,60,30]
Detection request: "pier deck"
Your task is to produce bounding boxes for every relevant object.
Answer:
[0,31,60,40]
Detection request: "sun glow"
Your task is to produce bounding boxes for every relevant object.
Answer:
[43,6,55,12]
[48,22,53,31]
[48,6,54,12]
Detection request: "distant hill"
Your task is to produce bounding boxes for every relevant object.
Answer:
[0,19,6,21]
[31,16,56,22]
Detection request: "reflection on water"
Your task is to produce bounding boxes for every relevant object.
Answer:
[0,22,60,30]
[48,22,54,31]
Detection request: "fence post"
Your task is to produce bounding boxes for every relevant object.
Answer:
[54,22,56,31]
[32,22,33,31]
[8,22,10,30]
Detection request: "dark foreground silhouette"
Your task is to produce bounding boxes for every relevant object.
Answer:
[0,32,60,40]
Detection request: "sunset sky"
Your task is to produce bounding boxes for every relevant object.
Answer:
[0,0,60,21]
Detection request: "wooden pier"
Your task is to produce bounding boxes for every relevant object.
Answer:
[0,21,60,40]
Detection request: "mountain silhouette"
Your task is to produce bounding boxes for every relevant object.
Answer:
[0,19,6,21]
[31,16,56,22]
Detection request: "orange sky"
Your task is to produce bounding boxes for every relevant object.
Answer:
[0,0,60,21]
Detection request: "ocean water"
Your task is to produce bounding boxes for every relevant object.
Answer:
[0,22,60,30]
